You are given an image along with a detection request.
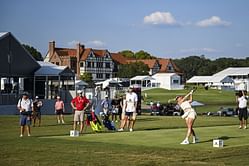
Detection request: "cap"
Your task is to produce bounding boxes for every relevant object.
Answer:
[77,90,83,94]
[129,86,133,89]
[35,96,39,99]
[56,96,61,99]
[105,95,108,98]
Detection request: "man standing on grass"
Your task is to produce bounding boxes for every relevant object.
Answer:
[118,86,138,132]
[71,90,89,134]
[236,91,248,129]
[17,92,33,137]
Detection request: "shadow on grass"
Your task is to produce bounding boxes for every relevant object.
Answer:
[199,136,242,144]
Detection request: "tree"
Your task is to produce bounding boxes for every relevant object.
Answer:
[119,50,156,59]
[22,44,43,61]
[119,50,135,58]
[80,72,93,86]
[117,62,149,78]
[135,50,156,59]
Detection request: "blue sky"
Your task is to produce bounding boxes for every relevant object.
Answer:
[1,0,249,59]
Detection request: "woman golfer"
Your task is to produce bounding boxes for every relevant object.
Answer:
[176,89,198,144]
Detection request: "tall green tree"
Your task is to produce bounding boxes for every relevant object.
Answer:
[117,62,149,78]
[22,44,43,61]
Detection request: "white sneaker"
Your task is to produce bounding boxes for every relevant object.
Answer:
[28,134,31,137]
[192,137,199,144]
[62,120,65,124]
[244,126,247,129]
[180,140,189,145]
[129,128,133,132]
[118,128,124,132]
[58,120,61,124]
[20,134,23,137]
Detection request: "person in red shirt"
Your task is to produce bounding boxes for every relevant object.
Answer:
[71,90,90,133]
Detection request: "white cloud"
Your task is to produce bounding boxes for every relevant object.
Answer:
[196,16,231,27]
[86,40,106,48]
[144,11,177,25]
[67,40,79,46]
[180,47,220,53]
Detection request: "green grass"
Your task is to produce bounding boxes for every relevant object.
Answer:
[0,88,247,166]
[142,88,237,113]
[1,115,249,166]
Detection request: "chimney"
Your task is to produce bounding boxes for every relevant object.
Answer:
[49,41,55,58]
[76,43,81,77]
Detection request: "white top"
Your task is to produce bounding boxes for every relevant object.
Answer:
[180,101,192,111]
[238,96,248,108]
[17,98,33,112]
[126,92,138,112]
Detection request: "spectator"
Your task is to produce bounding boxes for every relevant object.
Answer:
[17,92,33,137]
[111,95,120,122]
[236,91,248,129]
[118,86,138,132]
[71,90,90,134]
[55,96,65,124]
[32,96,43,127]
[101,95,111,116]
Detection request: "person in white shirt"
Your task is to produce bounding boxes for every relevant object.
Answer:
[118,86,138,132]
[17,92,33,137]
[236,91,248,129]
[176,90,198,145]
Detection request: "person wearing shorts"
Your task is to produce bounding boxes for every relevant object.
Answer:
[71,90,89,133]
[118,86,138,132]
[55,96,65,124]
[17,92,33,137]
[236,91,248,129]
[176,90,198,145]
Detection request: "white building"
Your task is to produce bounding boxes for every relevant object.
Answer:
[152,73,184,90]
[187,67,249,91]
[130,73,184,90]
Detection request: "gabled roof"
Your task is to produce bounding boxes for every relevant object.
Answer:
[158,58,182,73]
[126,59,159,69]
[0,32,40,77]
[111,53,127,64]
[80,48,91,61]
[55,48,77,57]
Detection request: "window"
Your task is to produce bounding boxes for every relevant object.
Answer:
[92,62,95,68]
[87,62,91,68]
[105,62,110,68]
[106,74,110,79]
[173,80,179,84]
[80,62,84,67]
[168,66,172,71]
[97,62,103,68]
[55,62,59,65]
[96,73,103,78]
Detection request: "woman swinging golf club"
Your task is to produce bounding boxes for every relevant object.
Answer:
[176,88,198,144]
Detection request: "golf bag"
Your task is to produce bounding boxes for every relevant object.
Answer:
[86,112,102,132]
[100,112,116,131]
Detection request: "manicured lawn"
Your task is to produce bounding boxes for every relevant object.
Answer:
[0,88,247,166]
[142,88,237,114]
[0,114,249,166]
